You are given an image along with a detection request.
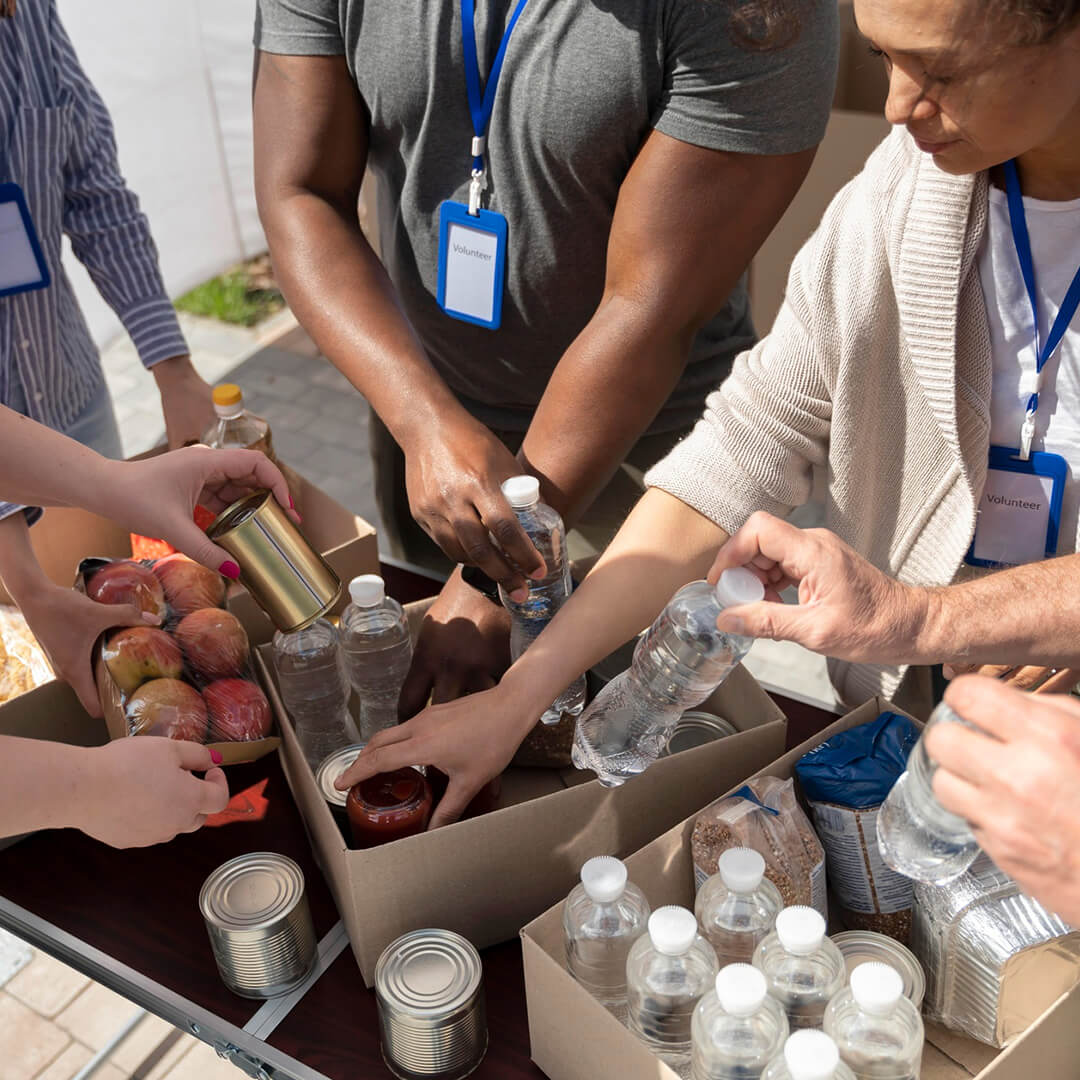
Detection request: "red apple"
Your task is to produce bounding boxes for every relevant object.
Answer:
[127,678,208,741]
[86,561,167,621]
[152,554,226,616]
[203,679,272,742]
[174,608,249,681]
[103,627,183,694]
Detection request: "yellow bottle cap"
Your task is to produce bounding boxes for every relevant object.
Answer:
[213,383,243,407]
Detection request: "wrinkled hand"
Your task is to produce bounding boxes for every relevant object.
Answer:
[102,445,298,576]
[19,584,159,716]
[404,420,544,595]
[82,738,229,847]
[942,662,1080,695]
[706,511,928,663]
[928,675,1080,924]
[336,683,529,829]
[153,355,216,448]
[398,570,512,719]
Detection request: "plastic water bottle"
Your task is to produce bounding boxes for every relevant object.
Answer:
[571,570,764,786]
[562,856,650,1014]
[272,618,358,770]
[696,848,783,967]
[875,701,981,884]
[627,906,720,1070]
[340,575,413,740]
[497,476,586,725]
[752,907,845,1031]
[823,963,924,1080]
[762,1031,857,1080]
[691,963,789,1080]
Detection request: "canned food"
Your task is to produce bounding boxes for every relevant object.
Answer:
[316,743,368,812]
[661,711,738,756]
[208,490,341,632]
[199,852,317,999]
[832,930,925,1009]
[376,929,487,1080]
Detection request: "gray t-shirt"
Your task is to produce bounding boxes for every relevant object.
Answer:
[255,0,837,433]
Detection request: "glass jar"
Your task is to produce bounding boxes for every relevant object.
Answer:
[346,767,433,848]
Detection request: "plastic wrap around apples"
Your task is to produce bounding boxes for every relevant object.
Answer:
[81,555,275,762]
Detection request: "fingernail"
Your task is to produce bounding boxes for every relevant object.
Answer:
[210,749,223,764]
[943,665,955,680]
[511,587,528,603]
[530,567,546,580]
[288,495,295,509]
[722,615,747,637]
[141,611,161,624]
[220,561,241,581]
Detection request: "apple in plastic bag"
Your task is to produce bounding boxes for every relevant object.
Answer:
[203,678,272,742]
[152,554,226,616]
[103,626,183,694]
[86,561,167,621]
[127,678,208,741]
[174,608,249,681]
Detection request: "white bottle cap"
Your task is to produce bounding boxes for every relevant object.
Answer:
[775,906,826,956]
[580,856,627,904]
[715,963,768,1017]
[783,1030,842,1080]
[849,962,904,1016]
[717,847,766,893]
[647,906,698,956]
[501,475,541,508]
[714,567,766,608]
[349,574,385,607]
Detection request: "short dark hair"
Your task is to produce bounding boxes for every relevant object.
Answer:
[725,0,806,51]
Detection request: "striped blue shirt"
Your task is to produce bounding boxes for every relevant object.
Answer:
[0,0,188,435]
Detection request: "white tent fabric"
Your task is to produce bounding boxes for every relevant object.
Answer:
[56,1,264,348]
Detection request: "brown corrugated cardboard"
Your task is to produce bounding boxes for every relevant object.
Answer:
[521,698,1080,1080]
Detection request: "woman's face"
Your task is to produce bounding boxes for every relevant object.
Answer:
[854,0,1080,175]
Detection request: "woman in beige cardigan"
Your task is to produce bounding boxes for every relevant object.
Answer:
[341,0,1080,827]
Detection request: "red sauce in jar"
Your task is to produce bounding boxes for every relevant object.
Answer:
[346,768,432,849]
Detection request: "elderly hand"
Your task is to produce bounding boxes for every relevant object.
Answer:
[942,662,1080,695]
[927,675,1080,924]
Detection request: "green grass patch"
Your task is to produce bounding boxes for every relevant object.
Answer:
[175,271,284,327]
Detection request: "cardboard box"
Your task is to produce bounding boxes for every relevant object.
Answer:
[521,698,1080,1080]
[258,587,788,985]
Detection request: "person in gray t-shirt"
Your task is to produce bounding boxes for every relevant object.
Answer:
[253,0,836,723]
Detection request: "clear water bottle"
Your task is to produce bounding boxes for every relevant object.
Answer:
[272,618,358,770]
[563,856,650,1013]
[202,383,276,461]
[753,907,845,1031]
[340,574,413,740]
[823,963,924,1080]
[691,963,788,1080]
[497,476,586,725]
[571,570,764,786]
[627,905,720,1070]
[762,1030,857,1080]
[696,848,783,967]
[876,701,981,884]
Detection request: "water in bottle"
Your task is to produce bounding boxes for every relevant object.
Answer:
[691,963,788,1080]
[202,383,276,461]
[340,574,413,739]
[572,570,764,786]
[497,476,586,725]
[272,618,358,770]
[753,907,845,1031]
[762,1030,857,1080]
[696,847,783,966]
[627,906,719,1070]
[563,855,650,1014]
[823,963,924,1080]
[876,701,981,884]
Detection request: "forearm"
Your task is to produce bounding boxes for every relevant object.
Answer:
[0,736,96,839]
[0,514,52,607]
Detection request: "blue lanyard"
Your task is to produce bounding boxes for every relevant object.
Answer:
[1004,158,1080,458]
[460,0,529,211]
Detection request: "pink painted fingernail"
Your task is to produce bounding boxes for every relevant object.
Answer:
[210,749,223,764]
[220,561,241,580]
[288,495,295,509]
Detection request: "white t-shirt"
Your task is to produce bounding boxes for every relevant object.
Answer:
[978,184,1080,556]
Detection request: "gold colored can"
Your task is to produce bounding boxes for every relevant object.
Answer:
[208,490,341,632]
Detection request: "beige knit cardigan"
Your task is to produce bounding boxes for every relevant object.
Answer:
[646,126,999,705]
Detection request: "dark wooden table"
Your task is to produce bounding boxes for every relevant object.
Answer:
[0,561,834,1080]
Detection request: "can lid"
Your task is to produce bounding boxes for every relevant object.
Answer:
[776,906,826,956]
[714,567,765,609]
[718,847,766,893]
[831,931,925,1008]
[662,712,738,756]
[316,744,367,808]
[783,1030,841,1080]
[716,963,768,1017]
[349,574,385,607]
[850,961,903,1015]
[580,856,627,904]
[648,906,698,956]
[376,929,482,1016]
[199,852,305,931]
[501,475,540,508]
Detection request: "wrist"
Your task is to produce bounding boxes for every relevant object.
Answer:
[499,657,563,733]
[392,397,478,459]
[56,743,101,832]
[909,586,947,664]
[150,354,197,388]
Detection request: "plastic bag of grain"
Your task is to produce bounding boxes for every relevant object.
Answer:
[794,711,920,942]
